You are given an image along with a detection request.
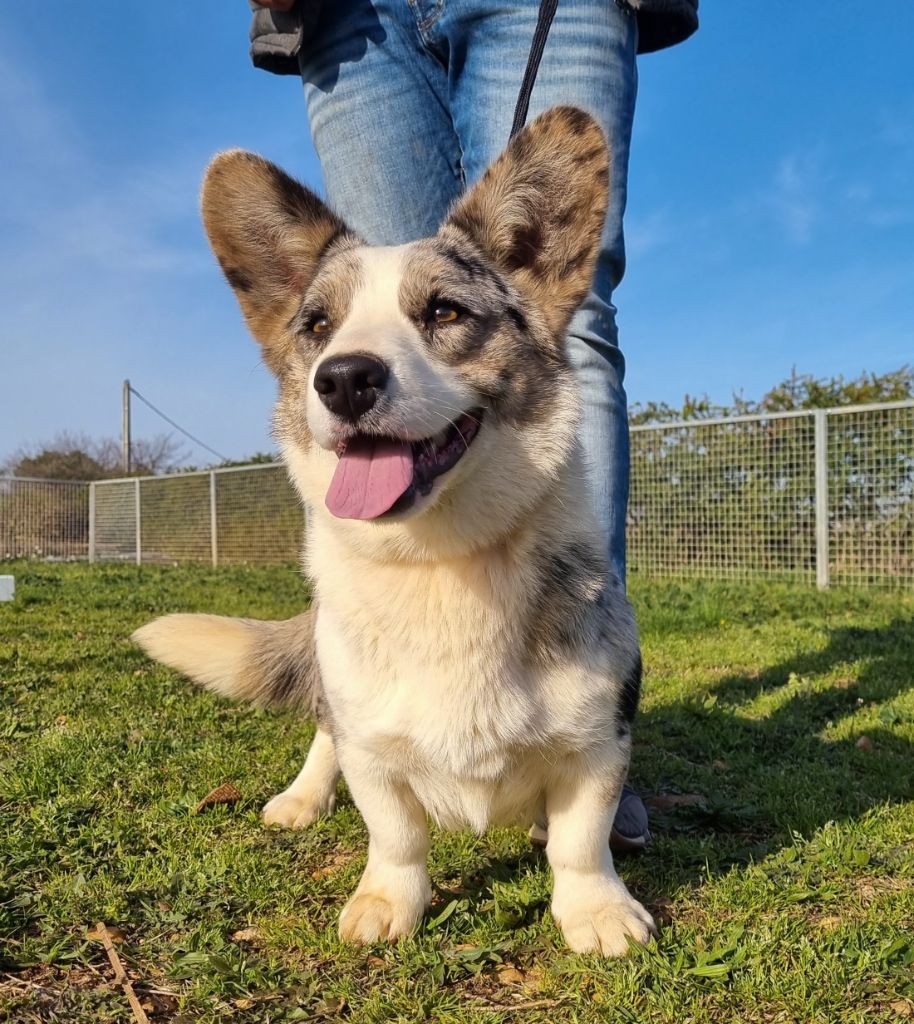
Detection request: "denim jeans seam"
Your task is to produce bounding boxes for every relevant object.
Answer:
[406,0,446,48]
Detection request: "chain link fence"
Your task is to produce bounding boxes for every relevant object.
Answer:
[2,400,912,587]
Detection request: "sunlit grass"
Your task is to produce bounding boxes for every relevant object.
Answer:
[1,563,912,1022]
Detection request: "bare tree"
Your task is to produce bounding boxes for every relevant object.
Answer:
[4,432,188,480]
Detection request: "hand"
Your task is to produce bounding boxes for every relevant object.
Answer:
[256,0,296,11]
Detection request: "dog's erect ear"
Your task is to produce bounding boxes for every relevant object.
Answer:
[201,151,349,372]
[443,107,610,337]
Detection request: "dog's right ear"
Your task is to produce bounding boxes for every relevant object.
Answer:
[201,151,349,373]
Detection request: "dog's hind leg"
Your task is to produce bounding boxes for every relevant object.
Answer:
[262,726,341,829]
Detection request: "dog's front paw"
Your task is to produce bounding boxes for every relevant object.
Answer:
[553,882,655,956]
[338,867,430,944]
[338,892,422,944]
[261,787,335,829]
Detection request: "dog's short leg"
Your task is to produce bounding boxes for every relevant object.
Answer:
[337,759,431,944]
[546,755,655,956]
[262,726,340,829]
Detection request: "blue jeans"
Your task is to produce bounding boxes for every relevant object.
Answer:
[299,0,638,582]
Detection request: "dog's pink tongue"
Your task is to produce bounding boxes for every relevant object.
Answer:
[325,436,414,520]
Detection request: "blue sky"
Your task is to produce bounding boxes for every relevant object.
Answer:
[1,3,912,465]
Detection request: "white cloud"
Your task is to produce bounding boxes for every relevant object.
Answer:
[0,52,207,279]
[770,153,821,245]
[625,210,673,259]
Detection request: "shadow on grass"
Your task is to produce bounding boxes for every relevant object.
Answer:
[633,615,914,895]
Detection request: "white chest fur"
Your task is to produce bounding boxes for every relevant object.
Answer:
[310,527,614,832]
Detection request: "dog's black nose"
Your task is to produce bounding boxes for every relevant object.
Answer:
[313,354,389,422]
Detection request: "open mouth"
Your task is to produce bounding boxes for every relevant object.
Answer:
[325,410,483,521]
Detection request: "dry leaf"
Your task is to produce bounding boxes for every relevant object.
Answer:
[310,851,353,879]
[194,783,242,813]
[497,967,525,985]
[233,997,256,1010]
[314,996,346,1016]
[231,927,262,944]
[650,896,675,925]
[140,992,179,1017]
[523,965,544,988]
[87,924,127,943]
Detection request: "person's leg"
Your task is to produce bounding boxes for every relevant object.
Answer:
[297,0,647,850]
[440,0,648,850]
[442,0,638,585]
[298,0,463,244]
[290,7,463,846]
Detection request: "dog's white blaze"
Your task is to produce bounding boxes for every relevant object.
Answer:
[307,245,478,450]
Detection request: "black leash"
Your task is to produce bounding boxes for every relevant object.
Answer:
[509,0,559,139]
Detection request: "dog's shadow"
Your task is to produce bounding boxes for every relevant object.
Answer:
[628,614,914,897]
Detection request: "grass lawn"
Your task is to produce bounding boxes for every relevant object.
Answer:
[1,562,913,1023]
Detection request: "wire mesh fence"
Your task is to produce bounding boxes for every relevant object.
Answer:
[628,400,914,588]
[92,478,135,562]
[213,465,303,564]
[629,411,819,582]
[90,464,304,565]
[827,402,914,587]
[1,400,912,586]
[0,477,89,560]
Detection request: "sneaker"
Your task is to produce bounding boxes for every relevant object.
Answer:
[609,784,651,854]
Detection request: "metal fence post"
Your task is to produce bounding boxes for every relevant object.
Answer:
[814,410,829,589]
[210,471,218,567]
[88,482,96,563]
[134,478,142,566]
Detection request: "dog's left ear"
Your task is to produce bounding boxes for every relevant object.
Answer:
[443,106,609,337]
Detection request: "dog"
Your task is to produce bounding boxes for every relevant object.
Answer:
[133,106,654,956]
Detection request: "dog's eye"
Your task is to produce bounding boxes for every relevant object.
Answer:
[307,316,331,335]
[432,305,460,324]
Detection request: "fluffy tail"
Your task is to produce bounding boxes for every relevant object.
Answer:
[132,609,320,713]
